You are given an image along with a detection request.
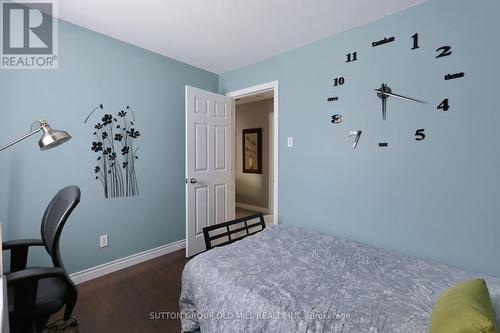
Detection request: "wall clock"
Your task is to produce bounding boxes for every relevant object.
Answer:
[328,33,465,149]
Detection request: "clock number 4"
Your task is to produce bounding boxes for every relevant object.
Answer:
[437,99,450,111]
[333,77,345,86]
[415,129,426,141]
[436,46,452,58]
[346,52,358,63]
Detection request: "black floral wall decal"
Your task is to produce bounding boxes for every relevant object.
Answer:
[85,104,140,198]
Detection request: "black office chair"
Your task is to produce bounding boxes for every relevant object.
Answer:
[2,185,81,333]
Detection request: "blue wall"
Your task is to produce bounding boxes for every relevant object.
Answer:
[0,20,218,273]
[220,0,500,276]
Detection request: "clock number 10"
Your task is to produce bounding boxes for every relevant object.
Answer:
[333,77,345,86]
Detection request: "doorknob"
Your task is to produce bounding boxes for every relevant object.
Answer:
[189,178,197,184]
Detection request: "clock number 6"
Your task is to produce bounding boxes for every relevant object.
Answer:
[415,129,426,141]
[437,99,450,111]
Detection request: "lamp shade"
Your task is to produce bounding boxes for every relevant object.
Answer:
[38,124,72,151]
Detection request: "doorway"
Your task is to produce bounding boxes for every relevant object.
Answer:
[227,81,279,227]
[185,82,278,257]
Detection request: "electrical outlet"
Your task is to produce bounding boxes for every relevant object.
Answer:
[287,137,294,148]
[99,234,109,248]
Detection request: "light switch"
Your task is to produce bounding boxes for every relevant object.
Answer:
[287,137,294,148]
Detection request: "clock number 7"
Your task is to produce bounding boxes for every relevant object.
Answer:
[415,129,426,141]
[437,99,450,111]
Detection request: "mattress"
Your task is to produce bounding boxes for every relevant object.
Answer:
[180,224,500,332]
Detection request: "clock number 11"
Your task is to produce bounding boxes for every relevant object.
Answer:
[346,52,358,63]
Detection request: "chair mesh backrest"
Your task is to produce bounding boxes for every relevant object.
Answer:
[40,185,80,267]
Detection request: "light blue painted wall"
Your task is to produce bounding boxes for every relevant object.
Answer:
[219,0,500,276]
[0,20,218,273]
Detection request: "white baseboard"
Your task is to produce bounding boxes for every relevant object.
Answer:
[70,239,186,285]
[235,202,271,215]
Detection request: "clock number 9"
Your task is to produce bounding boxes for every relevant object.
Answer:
[333,77,345,86]
[437,99,450,111]
[415,129,426,141]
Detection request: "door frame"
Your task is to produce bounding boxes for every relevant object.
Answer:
[227,81,279,226]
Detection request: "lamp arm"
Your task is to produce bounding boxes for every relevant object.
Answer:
[0,127,42,152]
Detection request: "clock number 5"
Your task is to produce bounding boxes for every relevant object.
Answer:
[437,99,450,111]
[415,129,426,141]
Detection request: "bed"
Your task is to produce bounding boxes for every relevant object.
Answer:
[180,224,500,332]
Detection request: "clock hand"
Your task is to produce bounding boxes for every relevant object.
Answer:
[374,89,426,104]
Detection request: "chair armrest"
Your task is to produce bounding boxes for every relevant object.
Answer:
[6,267,77,322]
[2,239,43,251]
[6,267,67,284]
[2,239,44,272]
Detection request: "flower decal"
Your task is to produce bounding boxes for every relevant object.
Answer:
[86,104,141,198]
[91,141,103,152]
[101,114,113,126]
[127,128,140,138]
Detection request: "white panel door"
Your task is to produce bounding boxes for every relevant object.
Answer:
[186,86,234,257]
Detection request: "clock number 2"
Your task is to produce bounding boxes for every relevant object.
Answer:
[333,77,345,86]
[437,99,450,111]
[415,129,426,141]
[436,46,452,58]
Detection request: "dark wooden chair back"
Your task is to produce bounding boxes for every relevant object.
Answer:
[203,213,266,251]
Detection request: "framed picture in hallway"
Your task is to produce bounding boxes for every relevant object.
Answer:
[242,128,262,174]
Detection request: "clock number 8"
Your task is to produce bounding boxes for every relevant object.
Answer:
[333,77,345,86]
[437,99,450,111]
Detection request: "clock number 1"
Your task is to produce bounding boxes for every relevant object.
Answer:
[437,99,450,111]
[346,52,358,63]
[333,77,345,86]
[411,33,420,50]
[415,129,426,141]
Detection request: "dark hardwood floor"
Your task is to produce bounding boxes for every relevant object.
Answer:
[50,249,188,333]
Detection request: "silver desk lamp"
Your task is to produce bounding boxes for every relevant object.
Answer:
[0,120,71,151]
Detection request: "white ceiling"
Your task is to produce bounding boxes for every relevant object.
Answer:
[57,0,427,74]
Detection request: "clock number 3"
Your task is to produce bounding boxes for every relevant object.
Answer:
[437,99,450,111]
[415,129,426,141]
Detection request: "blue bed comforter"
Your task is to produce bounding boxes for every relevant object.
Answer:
[180,225,500,332]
